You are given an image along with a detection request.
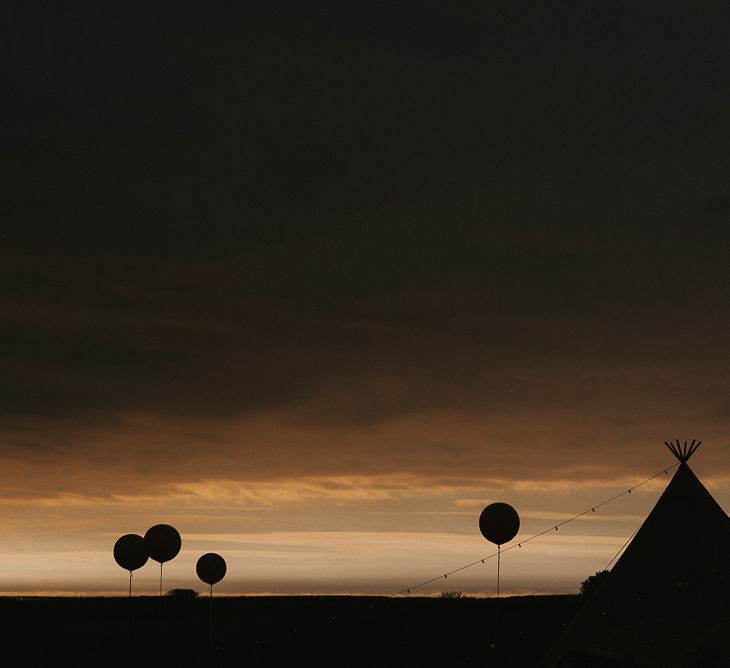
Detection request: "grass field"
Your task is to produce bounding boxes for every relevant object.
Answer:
[1,594,581,666]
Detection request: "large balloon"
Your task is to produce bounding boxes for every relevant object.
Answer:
[479,502,520,546]
[196,553,227,586]
[113,534,149,572]
[144,524,182,563]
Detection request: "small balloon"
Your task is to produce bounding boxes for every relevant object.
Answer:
[113,534,149,572]
[479,502,520,546]
[196,552,227,586]
[144,524,182,563]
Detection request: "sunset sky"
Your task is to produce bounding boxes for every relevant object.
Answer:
[3,4,729,596]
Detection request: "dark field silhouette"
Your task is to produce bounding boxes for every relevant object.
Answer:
[1,594,581,667]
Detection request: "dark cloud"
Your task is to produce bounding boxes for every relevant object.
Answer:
[2,3,730,496]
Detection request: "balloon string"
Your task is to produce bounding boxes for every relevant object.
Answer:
[159,563,163,596]
[493,545,501,649]
[497,545,500,600]
[127,570,133,655]
[210,584,214,652]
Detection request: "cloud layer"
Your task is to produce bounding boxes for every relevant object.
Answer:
[2,3,729,593]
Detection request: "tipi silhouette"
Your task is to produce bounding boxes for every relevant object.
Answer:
[540,440,730,667]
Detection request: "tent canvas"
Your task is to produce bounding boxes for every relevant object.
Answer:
[540,446,730,667]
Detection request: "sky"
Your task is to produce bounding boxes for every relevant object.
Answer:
[2,3,730,596]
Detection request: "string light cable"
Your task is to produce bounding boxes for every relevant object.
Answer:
[390,462,679,596]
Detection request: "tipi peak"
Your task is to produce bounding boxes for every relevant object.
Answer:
[664,438,701,463]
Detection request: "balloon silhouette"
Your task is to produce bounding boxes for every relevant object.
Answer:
[479,502,520,546]
[114,534,149,572]
[196,553,227,586]
[144,524,182,563]
[197,552,227,652]
[145,524,182,595]
[478,501,520,649]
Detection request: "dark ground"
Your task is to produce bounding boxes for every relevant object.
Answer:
[1,594,581,667]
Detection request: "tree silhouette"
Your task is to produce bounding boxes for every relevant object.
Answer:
[166,588,199,599]
[439,591,465,599]
[579,570,609,598]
